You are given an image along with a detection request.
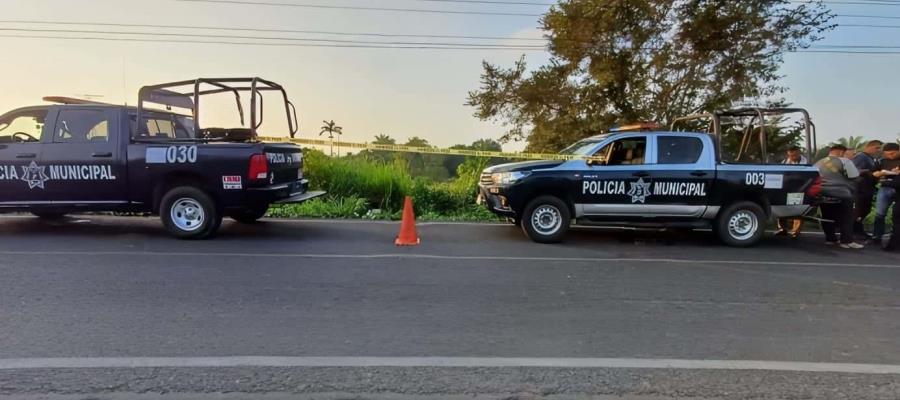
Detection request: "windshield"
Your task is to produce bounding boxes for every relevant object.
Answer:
[559,139,604,156]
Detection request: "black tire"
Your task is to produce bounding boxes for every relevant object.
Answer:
[159,186,221,240]
[521,195,571,244]
[229,206,269,224]
[715,201,766,247]
[31,212,66,220]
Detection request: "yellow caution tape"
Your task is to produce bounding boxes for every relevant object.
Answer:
[258,136,581,161]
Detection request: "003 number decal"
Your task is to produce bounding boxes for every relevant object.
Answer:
[745,172,765,186]
[165,146,198,164]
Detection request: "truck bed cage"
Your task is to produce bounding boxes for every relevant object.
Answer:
[136,77,299,140]
[670,107,816,164]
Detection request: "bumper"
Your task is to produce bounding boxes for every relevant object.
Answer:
[246,179,324,204]
[476,186,516,217]
[276,190,327,204]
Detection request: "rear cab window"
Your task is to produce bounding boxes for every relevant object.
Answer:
[130,112,196,140]
[657,136,703,164]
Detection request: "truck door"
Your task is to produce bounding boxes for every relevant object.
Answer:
[644,135,714,217]
[577,134,650,216]
[40,108,126,203]
[0,108,50,204]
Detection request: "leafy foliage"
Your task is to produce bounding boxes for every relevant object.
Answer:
[268,196,368,219]
[467,0,834,153]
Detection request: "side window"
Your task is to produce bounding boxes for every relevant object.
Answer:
[55,109,110,143]
[146,118,176,139]
[658,136,703,164]
[0,110,48,143]
[131,114,194,139]
[595,137,647,166]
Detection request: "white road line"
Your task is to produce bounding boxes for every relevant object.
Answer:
[0,250,896,269]
[1,357,899,374]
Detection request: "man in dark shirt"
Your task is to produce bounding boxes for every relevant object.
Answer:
[852,140,882,239]
[816,144,864,249]
[873,143,900,243]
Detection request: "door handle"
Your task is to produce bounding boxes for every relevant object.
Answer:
[16,153,36,159]
[632,171,650,177]
[690,170,708,177]
[92,152,113,158]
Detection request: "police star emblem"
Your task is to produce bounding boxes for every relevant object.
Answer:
[20,161,49,189]
[627,177,651,203]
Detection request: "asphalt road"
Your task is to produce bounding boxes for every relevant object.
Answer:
[1,215,899,399]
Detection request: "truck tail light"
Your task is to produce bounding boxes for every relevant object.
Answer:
[248,154,269,181]
[807,175,822,198]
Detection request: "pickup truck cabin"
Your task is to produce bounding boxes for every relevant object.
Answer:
[478,108,821,247]
[0,78,323,239]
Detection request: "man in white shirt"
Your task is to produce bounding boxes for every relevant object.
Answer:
[776,146,808,237]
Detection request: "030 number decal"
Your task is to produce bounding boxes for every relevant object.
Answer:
[165,146,198,164]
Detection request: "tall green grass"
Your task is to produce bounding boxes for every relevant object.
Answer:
[304,150,412,211]
[291,149,500,221]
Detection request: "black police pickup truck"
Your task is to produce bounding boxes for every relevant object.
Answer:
[478,108,822,247]
[0,78,323,239]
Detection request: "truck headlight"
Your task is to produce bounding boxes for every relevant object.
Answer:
[491,171,531,185]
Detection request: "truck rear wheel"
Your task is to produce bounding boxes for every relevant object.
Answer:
[521,196,570,244]
[229,206,269,224]
[160,186,221,240]
[715,201,765,247]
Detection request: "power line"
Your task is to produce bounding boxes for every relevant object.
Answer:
[840,23,900,27]
[174,0,544,16]
[837,14,900,19]
[816,0,900,5]
[404,0,553,5]
[2,31,897,55]
[0,27,546,48]
[797,49,900,54]
[0,33,548,50]
[0,19,548,42]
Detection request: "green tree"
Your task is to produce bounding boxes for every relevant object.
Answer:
[467,0,834,153]
[363,133,397,163]
[443,138,505,177]
[836,135,866,151]
[402,137,450,181]
[319,120,343,156]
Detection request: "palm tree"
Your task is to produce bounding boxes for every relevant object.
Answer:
[319,120,343,156]
[836,135,866,151]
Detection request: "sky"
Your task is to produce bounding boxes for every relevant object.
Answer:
[0,0,898,153]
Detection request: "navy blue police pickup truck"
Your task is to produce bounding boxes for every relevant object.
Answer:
[0,78,323,239]
[478,108,822,247]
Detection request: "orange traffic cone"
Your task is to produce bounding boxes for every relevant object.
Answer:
[395,196,420,246]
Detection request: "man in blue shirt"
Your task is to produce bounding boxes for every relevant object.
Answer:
[852,140,883,239]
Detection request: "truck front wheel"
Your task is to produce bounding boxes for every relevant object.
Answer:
[521,196,570,244]
[160,186,221,240]
[715,201,765,247]
[229,206,269,224]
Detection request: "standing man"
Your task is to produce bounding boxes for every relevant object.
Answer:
[873,142,900,243]
[776,146,807,237]
[852,140,883,239]
[881,176,900,251]
[816,144,864,249]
